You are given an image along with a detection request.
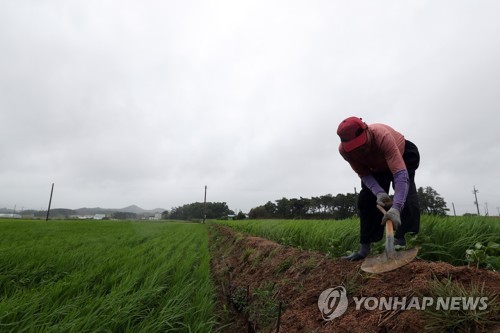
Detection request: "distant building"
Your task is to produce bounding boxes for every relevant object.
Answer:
[147,213,162,221]
[0,213,21,219]
[93,214,106,220]
[77,215,94,219]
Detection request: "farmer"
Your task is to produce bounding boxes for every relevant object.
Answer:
[337,116,420,261]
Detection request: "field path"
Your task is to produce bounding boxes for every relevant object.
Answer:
[209,224,500,333]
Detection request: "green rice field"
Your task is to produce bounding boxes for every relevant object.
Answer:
[1,215,498,332]
[0,220,217,333]
[218,215,500,270]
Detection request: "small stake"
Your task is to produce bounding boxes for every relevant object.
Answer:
[276,301,282,332]
[246,285,252,333]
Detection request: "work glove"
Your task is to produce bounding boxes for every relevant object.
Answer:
[381,207,401,230]
[376,192,392,209]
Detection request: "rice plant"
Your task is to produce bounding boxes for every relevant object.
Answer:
[0,220,218,333]
[218,215,500,269]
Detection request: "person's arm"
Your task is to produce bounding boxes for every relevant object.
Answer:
[380,169,408,230]
[362,174,393,208]
[361,174,384,195]
[391,169,409,211]
[376,127,408,211]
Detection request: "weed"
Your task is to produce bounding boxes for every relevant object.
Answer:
[341,267,364,295]
[231,286,249,313]
[422,278,499,332]
[234,232,245,244]
[242,248,255,262]
[326,239,343,257]
[276,258,293,274]
[247,283,281,330]
[298,257,318,273]
[465,241,500,271]
[268,247,279,259]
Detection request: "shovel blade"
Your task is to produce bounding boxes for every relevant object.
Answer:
[361,247,419,274]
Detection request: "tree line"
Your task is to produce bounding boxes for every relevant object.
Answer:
[163,202,234,220]
[159,186,448,221]
[248,186,449,219]
[248,193,358,220]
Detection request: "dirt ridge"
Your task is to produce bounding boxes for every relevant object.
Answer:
[209,225,500,333]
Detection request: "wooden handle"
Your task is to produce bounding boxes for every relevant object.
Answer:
[377,205,394,238]
[376,204,387,215]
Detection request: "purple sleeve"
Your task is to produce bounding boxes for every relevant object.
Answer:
[393,169,409,211]
[361,175,384,195]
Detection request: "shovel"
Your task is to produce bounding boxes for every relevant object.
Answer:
[361,205,419,274]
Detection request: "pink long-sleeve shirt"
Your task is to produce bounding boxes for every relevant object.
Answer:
[339,123,409,211]
[339,123,406,177]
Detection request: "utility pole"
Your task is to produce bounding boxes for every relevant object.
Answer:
[485,202,489,216]
[452,202,456,216]
[202,185,207,224]
[472,186,480,216]
[46,183,54,221]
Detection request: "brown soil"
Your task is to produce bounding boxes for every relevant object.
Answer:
[209,225,500,333]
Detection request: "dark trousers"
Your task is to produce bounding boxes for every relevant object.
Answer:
[358,140,420,244]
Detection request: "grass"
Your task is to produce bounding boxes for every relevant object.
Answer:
[217,215,500,269]
[422,278,499,332]
[0,220,218,333]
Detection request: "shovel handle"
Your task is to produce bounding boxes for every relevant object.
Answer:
[377,205,395,256]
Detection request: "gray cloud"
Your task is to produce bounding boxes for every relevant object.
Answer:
[1,1,499,215]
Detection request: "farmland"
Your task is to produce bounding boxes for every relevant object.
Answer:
[0,220,217,333]
[218,215,500,270]
[1,216,499,332]
[209,217,500,332]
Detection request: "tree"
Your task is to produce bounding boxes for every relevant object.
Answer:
[417,186,449,216]
[289,197,310,218]
[169,202,234,220]
[263,201,277,215]
[275,198,291,218]
[320,194,335,214]
[332,193,357,219]
[112,211,138,220]
[248,206,269,219]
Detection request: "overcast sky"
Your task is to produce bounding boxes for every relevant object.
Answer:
[1,1,499,215]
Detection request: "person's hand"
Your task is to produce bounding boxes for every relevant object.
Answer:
[376,192,392,209]
[382,207,401,230]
